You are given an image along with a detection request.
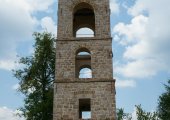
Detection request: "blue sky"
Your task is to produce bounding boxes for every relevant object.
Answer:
[0,0,170,119]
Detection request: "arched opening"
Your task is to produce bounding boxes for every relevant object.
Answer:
[73,2,95,37]
[76,47,90,55]
[76,27,94,37]
[78,51,90,55]
[75,48,92,78]
[79,67,92,78]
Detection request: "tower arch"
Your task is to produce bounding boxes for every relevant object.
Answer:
[73,2,95,37]
[75,47,92,78]
[70,0,97,14]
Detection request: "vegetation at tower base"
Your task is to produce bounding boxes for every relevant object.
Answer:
[13,32,55,120]
[116,80,170,120]
[157,79,170,120]
[135,105,159,120]
[117,108,132,120]
[117,105,159,120]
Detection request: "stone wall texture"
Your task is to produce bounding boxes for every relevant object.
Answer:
[53,80,116,120]
[53,0,116,119]
[57,0,111,39]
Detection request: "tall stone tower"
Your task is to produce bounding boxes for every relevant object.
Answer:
[53,0,116,119]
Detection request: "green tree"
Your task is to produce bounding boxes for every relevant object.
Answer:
[116,108,132,120]
[157,80,170,120]
[117,105,159,120]
[136,105,159,120]
[117,108,125,120]
[13,32,56,120]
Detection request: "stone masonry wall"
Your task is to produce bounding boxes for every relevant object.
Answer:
[54,0,116,119]
[55,38,113,79]
[57,0,111,39]
[53,80,116,120]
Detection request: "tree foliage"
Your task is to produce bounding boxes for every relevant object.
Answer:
[157,80,170,120]
[116,108,132,120]
[117,105,159,120]
[13,32,56,120]
[116,80,170,120]
[117,108,126,120]
[136,105,159,120]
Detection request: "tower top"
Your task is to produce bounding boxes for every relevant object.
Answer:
[57,0,111,39]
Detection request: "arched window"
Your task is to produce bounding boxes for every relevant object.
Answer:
[76,27,94,37]
[73,2,95,37]
[79,67,92,78]
[75,48,92,78]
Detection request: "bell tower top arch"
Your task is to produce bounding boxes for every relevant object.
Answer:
[57,0,111,39]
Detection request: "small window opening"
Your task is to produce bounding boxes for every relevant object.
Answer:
[79,99,91,119]
[79,68,92,78]
[76,27,94,37]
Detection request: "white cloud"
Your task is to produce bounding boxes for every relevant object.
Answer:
[0,107,25,120]
[0,59,17,71]
[110,0,119,14]
[41,16,57,36]
[115,59,165,78]
[0,0,55,71]
[113,0,170,78]
[27,0,54,12]
[114,15,148,45]
[116,79,136,88]
[128,1,147,16]
[0,0,36,71]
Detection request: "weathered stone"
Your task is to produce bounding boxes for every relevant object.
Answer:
[53,0,116,120]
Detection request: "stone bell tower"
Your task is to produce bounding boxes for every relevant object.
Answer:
[53,0,116,119]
